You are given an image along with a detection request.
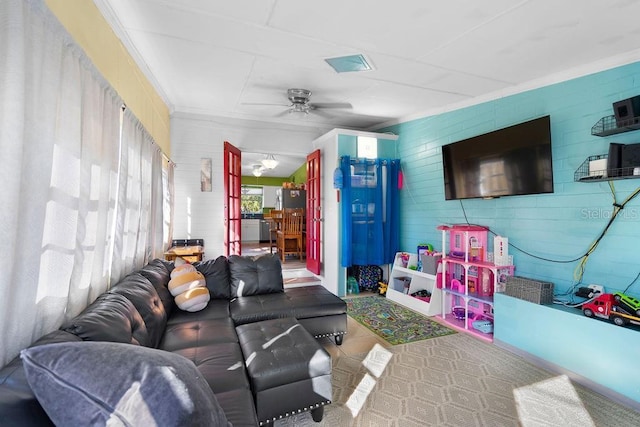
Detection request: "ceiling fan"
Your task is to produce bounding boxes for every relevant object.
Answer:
[245,88,352,116]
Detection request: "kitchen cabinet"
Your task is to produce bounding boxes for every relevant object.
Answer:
[241,219,260,242]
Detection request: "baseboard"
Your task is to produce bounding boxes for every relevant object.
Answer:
[494,339,640,413]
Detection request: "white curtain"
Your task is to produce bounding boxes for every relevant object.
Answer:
[110,109,164,283]
[163,160,176,251]
[0,0,170,366]
[0,0,122,366]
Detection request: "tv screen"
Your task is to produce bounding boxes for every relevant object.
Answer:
[442,115,553,200]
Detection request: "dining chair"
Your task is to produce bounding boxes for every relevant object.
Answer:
[276,208,304,262]
[268,210,283,254]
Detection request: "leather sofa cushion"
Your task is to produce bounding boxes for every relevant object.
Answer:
[230,286,346,326]
[160,317,238,351]
[228,254,283,297]
[0,330,80,427]
[230,293,295,325]
[109,273,167,348]
[167,299,230,325]
[61,293,149,346]
[286,285,348,317]
[138,259,175,316]
[213,388,259,427]
[195,256,231,299]
[170,342,250,395]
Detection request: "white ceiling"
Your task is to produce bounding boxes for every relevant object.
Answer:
[94,0,640,176]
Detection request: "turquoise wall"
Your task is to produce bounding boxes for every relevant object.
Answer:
[380,62,640,297]
[494,293,640,405]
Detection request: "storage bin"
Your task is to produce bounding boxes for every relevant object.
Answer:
[393,276,412,294]
[505,276,554,305]
[420,254,442,274]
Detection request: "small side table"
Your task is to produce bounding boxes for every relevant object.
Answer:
[164,246,204,263]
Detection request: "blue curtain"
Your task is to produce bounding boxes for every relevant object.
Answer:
[340,156,400,266]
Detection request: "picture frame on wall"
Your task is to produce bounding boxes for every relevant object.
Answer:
[201,158,212,192]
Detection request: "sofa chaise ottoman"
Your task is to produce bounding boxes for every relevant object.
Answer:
[0,253,347,426]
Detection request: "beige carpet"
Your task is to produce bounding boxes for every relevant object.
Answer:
[275,333,640,427]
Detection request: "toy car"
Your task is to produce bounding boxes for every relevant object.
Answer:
[613,292,640,316]
[452,306,466,320]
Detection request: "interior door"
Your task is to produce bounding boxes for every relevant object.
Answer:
[306,149,321,274]
[224,141,241,256]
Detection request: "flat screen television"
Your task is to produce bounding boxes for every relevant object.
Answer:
[442,115,553,200]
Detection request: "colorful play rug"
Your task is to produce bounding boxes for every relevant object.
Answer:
[345,296,456,345]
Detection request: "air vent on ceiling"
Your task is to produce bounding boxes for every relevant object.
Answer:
[324,54,373,73]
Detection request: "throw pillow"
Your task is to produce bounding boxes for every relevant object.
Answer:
[194,256,231,299]
[168,270,210,312]
[175,287,211,312]
[21,341,230,427]
[228,254,284,297]
[170,261,197,280]
[168,271,206,296]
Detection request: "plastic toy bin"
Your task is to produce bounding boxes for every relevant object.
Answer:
[504,276,554,305]
[393,276,412,294]
[420,254,442,275]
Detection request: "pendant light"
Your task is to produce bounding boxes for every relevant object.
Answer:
[261,154,279,170]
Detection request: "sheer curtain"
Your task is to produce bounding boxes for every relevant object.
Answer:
[0,0,169,366]
[110,109,164,283]
[0,0,122,366]
[163,160,176,250]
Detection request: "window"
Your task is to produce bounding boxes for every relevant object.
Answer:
[357,136,377,158]
[241,186,263,213]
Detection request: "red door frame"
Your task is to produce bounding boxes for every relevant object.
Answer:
[306,149,321,274]
[224,141,241,256]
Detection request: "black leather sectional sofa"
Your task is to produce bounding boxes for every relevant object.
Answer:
[0,254,347,426]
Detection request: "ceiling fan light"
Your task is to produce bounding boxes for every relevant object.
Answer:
[252,164,264,177]
[291,103,309,114]
[261,154,278,169]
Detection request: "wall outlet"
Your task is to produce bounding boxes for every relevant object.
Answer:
[588,284,604,295]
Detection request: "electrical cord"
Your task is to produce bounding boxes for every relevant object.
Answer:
[572,181,640,283]
[622,271,640,294]
[553,292,600,308]
[459,184,640,269]
[459,201,582,263]
[459,183,640,297]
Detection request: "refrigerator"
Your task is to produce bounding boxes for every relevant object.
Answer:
[275,188,306,210]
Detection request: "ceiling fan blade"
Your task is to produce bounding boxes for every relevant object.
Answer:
[274,109,294,118]
[310,102,352,110]
[309,108,334,119]
[242,102,290,107]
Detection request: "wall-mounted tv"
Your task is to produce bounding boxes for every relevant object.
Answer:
[442,115,553,200]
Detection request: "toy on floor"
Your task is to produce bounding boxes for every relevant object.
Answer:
[347,276,360,295]
[378,281,388,296]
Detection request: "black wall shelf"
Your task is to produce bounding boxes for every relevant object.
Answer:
[575,154,640,182]
[591,115,640,137]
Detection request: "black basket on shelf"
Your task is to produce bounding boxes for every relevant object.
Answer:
[574,154,607,182]
[591,115,640,137]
